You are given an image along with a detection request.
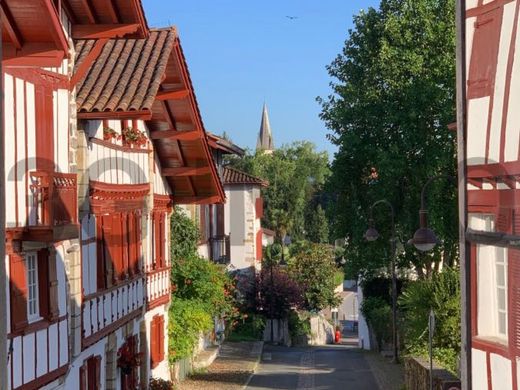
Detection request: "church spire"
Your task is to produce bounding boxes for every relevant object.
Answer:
[256,103,274,153]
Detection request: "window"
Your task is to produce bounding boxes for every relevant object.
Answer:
[150,315,165,368]
[471,214,509,341]
[26,253,40,322]
[80,356,101,390]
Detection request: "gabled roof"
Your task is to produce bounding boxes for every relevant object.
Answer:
[74,27,225,204]
[207,133,245,156]
[222,167,268,187]
[257,103,274,152]
[74,29,175,115]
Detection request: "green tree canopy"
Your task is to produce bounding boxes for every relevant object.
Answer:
[319,0,458,279]
[227,141,330,243]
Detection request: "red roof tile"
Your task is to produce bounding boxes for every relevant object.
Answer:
[74,28,175,114]
[222,167,268,187]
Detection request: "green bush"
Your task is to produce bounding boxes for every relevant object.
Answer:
[360,296,392,351]
[288,310,311,341]
[168,299,213,363]
[149,377,177,390]
[399,267,460,373]
[227,314,266,342]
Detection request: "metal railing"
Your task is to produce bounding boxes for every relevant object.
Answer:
[209,235,230,265]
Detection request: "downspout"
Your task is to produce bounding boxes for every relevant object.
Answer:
[455,0,471,389]
[0,25,8,390]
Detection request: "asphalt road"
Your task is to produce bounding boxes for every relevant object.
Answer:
[245,344,380,390]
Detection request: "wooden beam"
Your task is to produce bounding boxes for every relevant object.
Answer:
[150,130,200,141]
[72,24,140,39]
[1,2,23,49]
[173,195,222,205]
[81,0,96,23]
[61,0,77,24]
[107,0,120,23]
[156,89,189,101]
[70,38,108,91]
[2,45,64,67]
[77,109,152,120]
[41,0,70,53]
[162,166,211,177]
[159,99,196,196]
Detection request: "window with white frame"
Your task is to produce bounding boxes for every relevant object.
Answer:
[26,252,40,322]
[470,213,508,342]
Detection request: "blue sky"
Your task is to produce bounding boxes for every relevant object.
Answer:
[142,1,381,158]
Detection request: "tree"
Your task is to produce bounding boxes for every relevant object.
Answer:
[305,204,329,243]
[257,267,304,319]
[319,0,457,279]
[288,243,341,312]
[227,141,330,242]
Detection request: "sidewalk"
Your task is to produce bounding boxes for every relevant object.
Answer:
[363,351,405,390]
[179,341,264,390]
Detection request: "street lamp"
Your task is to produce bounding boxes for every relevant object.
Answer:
[364,199,399,363]
[408,175,454,252]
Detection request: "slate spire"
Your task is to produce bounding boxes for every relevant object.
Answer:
[256,103,274,153]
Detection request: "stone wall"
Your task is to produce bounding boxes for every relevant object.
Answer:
[404,356,461,390]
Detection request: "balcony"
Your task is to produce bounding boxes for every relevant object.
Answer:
[209,235,230,265]
[26,171,79,241]
[146,266,171,310]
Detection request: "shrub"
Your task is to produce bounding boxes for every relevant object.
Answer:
[149,377,177,390]
[227,313,266,342]
[257,267,304,318]
[399,267,460,373]
[360,296,392,351]
[288,310,311,341]
[168,299,213,363]
[288,243,342,312]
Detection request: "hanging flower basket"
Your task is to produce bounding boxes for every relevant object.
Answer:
[122,127,147,148]
[117,342,143,373]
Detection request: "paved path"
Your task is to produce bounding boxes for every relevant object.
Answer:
[245,344,381,390]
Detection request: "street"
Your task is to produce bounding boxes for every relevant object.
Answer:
[245,344,380,390]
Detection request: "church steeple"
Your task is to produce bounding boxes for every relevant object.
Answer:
[256,103,274,153]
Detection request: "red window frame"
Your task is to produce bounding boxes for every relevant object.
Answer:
[150,315,165,368]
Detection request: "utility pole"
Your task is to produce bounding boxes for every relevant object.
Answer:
[0,28,8,390]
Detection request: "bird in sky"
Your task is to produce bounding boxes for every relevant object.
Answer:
[286,15,298,20]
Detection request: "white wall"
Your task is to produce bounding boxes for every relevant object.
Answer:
[357,283,370,350]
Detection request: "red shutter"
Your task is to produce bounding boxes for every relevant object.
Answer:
[150,317,158,368]
[9,253,28,331]
[48,250,59,320]
[510,248,520,355]
[96,216,108,290]
[122,213,129,279]
[110,213,124,283]
[94,356,101,390]
[256,230,263,261]
[79,361,87,390]
[159,213,165,268]
[37,249,50,319]
[216,204,225,236]
[255,197,264,219]
[158,315,165,362]
[467,7,503,99]
[35,85,54,171]
[135,213,141,274]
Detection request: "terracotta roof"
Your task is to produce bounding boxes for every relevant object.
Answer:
[207,133,245,156]
[74,29,176,114]
[222,167,268,187]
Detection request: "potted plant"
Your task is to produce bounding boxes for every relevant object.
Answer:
[103,126,120,142]
[122,127,147,148]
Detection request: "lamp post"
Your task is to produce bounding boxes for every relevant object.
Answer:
[364,199,399,363]
[408,175,455,252]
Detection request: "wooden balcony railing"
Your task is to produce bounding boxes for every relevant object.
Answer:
[30,171,77,227]
[146,266,171,309]
[209,235,230,265]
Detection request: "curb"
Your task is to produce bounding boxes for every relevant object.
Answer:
[242,341,264,389]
